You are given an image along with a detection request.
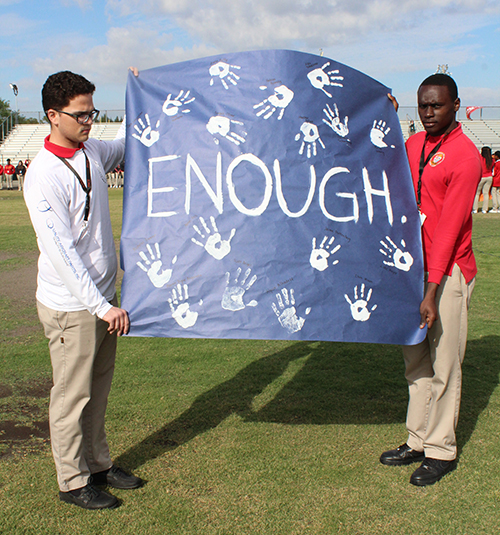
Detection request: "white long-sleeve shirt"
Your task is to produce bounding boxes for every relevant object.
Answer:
[24,134,125,318]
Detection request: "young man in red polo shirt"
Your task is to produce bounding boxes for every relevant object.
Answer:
[380,74,481,486]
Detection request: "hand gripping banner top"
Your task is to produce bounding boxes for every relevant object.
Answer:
[120,49,425,345]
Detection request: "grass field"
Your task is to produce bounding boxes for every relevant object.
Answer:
[0,188,499,534]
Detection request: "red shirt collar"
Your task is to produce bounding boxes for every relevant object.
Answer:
[44,135,84,158]
[425,122,462,145]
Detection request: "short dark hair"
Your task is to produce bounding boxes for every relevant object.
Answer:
[42,71,95,112]
[419,73,458,101]
[495,150,500,159]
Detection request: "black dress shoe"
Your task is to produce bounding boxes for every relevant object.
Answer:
[92,465,144,489]
[410,458,456,486]
[380,443,425,466]
[59,483,119,509]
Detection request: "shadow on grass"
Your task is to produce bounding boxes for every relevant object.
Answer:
[458,335,500,454]
[116,336,499,470]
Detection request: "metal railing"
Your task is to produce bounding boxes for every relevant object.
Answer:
[7,106,500,124]
[0,114,16,144]
[398,105,500,121]
[17,110,125,124]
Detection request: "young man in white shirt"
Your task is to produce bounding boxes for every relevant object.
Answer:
[24,70,142,509]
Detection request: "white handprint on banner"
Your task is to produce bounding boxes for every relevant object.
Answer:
[206,116,247,145]
[136,242,177,288]
[191,216,236,260]
[272,288,311,334]
[295,122,325,158]
[132,114,160,147]
[370,120,395,149]
[344,284,377,322]
[309,236,341,272]
[254,84,294,120]
[168,283,201,329]
[379,236,414,271]
[162,90,195,117]
[307,62,344,97]
[222,268,258,311]
[323,103,349,138]
[209,61,241,90]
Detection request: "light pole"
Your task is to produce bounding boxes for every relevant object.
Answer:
[9,83,18,124]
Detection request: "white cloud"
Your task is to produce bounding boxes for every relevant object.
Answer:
[460,86,500,106]
[30,24,218,103]
[107,0,500,51]
[8,0,499,110]
[60,0,92,9]
[0,12,38,37]
[325,13,484,76]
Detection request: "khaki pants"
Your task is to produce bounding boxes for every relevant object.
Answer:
[473,177,492,213]
[37,300,117,491]
[491,186,499,211]
[5,173,13,189]
[403,265,474,460]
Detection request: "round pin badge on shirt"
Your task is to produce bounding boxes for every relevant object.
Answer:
[429,152,445,167]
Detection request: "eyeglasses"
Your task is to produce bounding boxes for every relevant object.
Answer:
[56,109,100,124]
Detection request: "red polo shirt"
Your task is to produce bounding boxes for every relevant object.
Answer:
[4,164,15,175]
[480,156,494,178]
[493,160,500,188]
[405,124,481,285]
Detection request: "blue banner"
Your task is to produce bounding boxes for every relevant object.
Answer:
[121,49,425,345]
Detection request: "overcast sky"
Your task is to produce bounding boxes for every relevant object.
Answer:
[1,0,499,116]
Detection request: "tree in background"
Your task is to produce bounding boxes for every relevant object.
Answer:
[1,97,42,128]
[0,98,12,120]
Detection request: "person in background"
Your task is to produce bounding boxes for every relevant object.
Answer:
[380,74,481,486]
[15,160,26,191]
[491,151,500,213]
[4,159,16,190]
[116,163,124,187]
[0,162,4,189]
[409,119,416,136]
[473,146,494,213]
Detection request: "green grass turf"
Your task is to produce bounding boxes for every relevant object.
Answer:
[0,189,499,534]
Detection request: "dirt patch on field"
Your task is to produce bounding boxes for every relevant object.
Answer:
[0,421,49,442]
[0,250,40,341]
[0,245,123,311]
[0,378,51,460]
[0,247,123,460]
[0,251,38,306]
[0,246,123,341]
[21,377,53,398]
[0,252,51,459]
[0,384,13,399]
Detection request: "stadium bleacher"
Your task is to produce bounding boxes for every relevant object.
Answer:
[399,119,500,152]
[400,119,500,152]
[1,118,500,165]
[0,123,122,163]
